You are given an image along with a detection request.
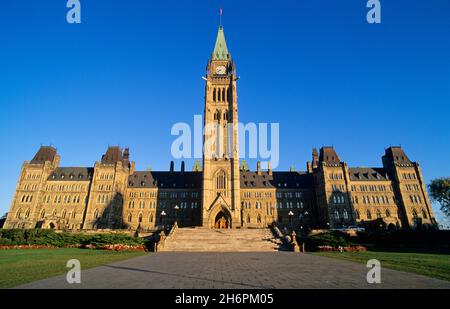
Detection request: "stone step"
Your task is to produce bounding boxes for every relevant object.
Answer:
[159,228,282,252]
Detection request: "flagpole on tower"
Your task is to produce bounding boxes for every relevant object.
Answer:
[219,5,223,27]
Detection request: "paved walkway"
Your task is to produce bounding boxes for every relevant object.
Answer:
[18,252,450,289]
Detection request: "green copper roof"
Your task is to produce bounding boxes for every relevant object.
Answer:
[212,26,229,60]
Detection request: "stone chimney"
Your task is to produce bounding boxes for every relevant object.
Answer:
[257,161,261,176]
[170,161,174,173]
[130,161,135,175]
[268,162,273,176]
[181,161,185,174]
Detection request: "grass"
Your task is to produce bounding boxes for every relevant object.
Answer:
[0,248,146,288]
[312,250,450,282]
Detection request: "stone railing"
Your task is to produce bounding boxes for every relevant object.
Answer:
[154,223,178,252]
[271,224,305,253]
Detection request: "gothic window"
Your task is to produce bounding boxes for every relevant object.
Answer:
[25,208,30,219]
[412,209,418,218]
[222,88,226,101]
[356,210,360,220]
[257,215,262,224]
[41,210,45,219]
[386,209,391,217]
[128,213,132,223]
[138,213,143,223]
[213,88,216,102]
[343,209,349,220]
[367,210,372,220]
[149,214,154,223]
[62,209,66,219]
[16,208,22,219]
[334,209,340,220]
[215,170,227,196]
[247,214,251,224]
[94,209,99,219]
[376,210,382,219]
[422,209,428,219]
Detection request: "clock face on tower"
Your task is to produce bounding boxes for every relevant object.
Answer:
[215,65,226,75]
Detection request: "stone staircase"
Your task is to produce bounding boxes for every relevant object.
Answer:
[159,228,283,252]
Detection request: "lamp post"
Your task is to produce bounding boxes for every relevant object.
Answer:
[161,211,167,231]
[288,211,294,232]
[174,205,180,226]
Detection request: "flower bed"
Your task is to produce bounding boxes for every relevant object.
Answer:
[318,245,367,252]
[0,245,56,250]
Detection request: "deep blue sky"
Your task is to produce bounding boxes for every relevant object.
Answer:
[1,0,449,225]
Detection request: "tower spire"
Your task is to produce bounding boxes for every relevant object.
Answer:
[212,24,229,61]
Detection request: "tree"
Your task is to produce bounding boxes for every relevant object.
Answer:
[428,178,450,218]
[240,160,249,172]
[146,166,152,172]
[192,160,202,172]
[290,165,296,172]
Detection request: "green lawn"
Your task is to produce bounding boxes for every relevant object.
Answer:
[312,251,450,281]
[0,248,146,288]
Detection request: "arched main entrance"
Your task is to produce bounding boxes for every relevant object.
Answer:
[214,210,231,229]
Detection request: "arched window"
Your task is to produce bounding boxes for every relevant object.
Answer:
[367,210,372,220]
[94,209,99,219]
[16,208,22,219]
[40,210,45,219]
[215,170,227,196]
[412,209,418,218]
[356,209,360,220]
[376,209,382,219]
[257,214,262,224]
[128,213,132,223]
[138,213,143,223]
[213,88,216,102]
[149,214,154,223]
[222,88,226,102]
[25,208,30,219]
[247,214,251,224]
[386,209,391,217]
[334,209,340,220]
[62,209,66,219]
[343,209,349,220]
[218,88,221,101]
[422,209,428,219]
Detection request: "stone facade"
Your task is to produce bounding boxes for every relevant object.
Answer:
[4,26,436,232]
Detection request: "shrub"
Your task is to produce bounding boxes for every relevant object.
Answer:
[0,229,146,249]
[298,231,356,251]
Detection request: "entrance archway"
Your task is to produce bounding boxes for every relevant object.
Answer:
[214,210,231,229]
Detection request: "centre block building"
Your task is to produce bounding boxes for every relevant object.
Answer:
[4,26,436,232]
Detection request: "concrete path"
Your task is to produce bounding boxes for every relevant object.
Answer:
[17,252,450,289]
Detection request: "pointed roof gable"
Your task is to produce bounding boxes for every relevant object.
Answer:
[212,26,229,61]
